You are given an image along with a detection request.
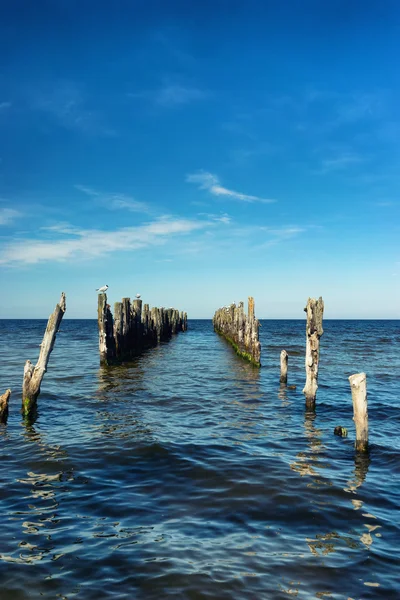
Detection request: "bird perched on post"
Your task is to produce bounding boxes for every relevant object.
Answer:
[135,293,141,299]
[96,284,108,293]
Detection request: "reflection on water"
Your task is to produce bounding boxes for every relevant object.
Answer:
[290,410,329,484]
[344,451,371,494]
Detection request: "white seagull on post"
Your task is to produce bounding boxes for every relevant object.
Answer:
[135,293,141,299]
[96,284,109,293]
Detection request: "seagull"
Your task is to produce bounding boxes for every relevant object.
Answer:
[135,293,141,298]
[96,284,108,293]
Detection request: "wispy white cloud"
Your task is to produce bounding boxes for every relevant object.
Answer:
[318,152,364,173]
[75,185,150,213]
[0,101,12,111]
[197,212,232,224]
[0,217,212,265]
[0,208,20,225]
[31,82,115,136]
[155,84,207,107]
[129,79,208,108]
[186,171,276,204]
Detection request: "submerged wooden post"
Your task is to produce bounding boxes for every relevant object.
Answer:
[302,297,324,409]
[280,350,288,384]
[0,389,11,422]
[22,293,66,417]
[349,372,368,452]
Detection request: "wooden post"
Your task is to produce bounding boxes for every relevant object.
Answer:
[280,350,288,384]
[302,297,324,409]
[349,372,368,452]
[0,389,11,422]
[248,296,255,320]
[98,293,116,365]
[22,293,66,417]
[113,302,123,358]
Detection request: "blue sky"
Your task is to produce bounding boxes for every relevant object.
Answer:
[1,0,399,318]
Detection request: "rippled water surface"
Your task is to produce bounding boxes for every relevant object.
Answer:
[0,319,399,599]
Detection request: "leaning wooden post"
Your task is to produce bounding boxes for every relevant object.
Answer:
[0,389,11,422]
[302,297,324,409]
[22,293,66,417]
[280,350,288,384]
[349,372,368,452]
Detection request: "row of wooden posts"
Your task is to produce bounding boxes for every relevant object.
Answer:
[98,294,187,365]
[213,298,261,366]
[0,292,369,454]
[214,296,369,453]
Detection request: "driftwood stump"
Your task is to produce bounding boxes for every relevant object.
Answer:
[302,297,324,409]
[349,372,368,452]
[0,389,11,422]
[280,350,288,384]
[22,293,66,417]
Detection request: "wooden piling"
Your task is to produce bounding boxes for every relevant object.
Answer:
[98,294,116,365]
[98,294,187,365]
[302,297,324,409]
[280,350,288,384]
[0,389,11,422]
[22,293,66,417]
[213,297,261,366]
[349,372,368,452]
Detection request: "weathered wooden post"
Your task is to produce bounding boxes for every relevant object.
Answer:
[98,294,116,365]
[22,293,66,417]
[0,389,11,422]
[349,372,368,452]
[280,350,288,384]
[302,297,324,409]
[133,298,143,353]
[248,296,254,320]
[113,301,123,358]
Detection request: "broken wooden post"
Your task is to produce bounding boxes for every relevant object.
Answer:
[302,296,324,409]
[0,389,11,422]
[349,372,368,452]
[98,294,116,365]
[280,350,288,384]
[213,297,261,366]
[22,293,66,417]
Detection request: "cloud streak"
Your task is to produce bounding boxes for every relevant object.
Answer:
[31,82,115,136]
[318,152,364,173]
[75,185,151,213]
[0,217,211,265]
[0,208,20,225]
[129,80,209,108]
[186,171,276,203]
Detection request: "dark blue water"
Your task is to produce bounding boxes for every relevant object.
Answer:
[0,319,399,599]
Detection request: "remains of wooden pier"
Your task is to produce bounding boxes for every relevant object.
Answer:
[349,372,368,452]
[213,297,261,366]
[0,389,11,422]
[303,297,324,409]
[98,294,187,365]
